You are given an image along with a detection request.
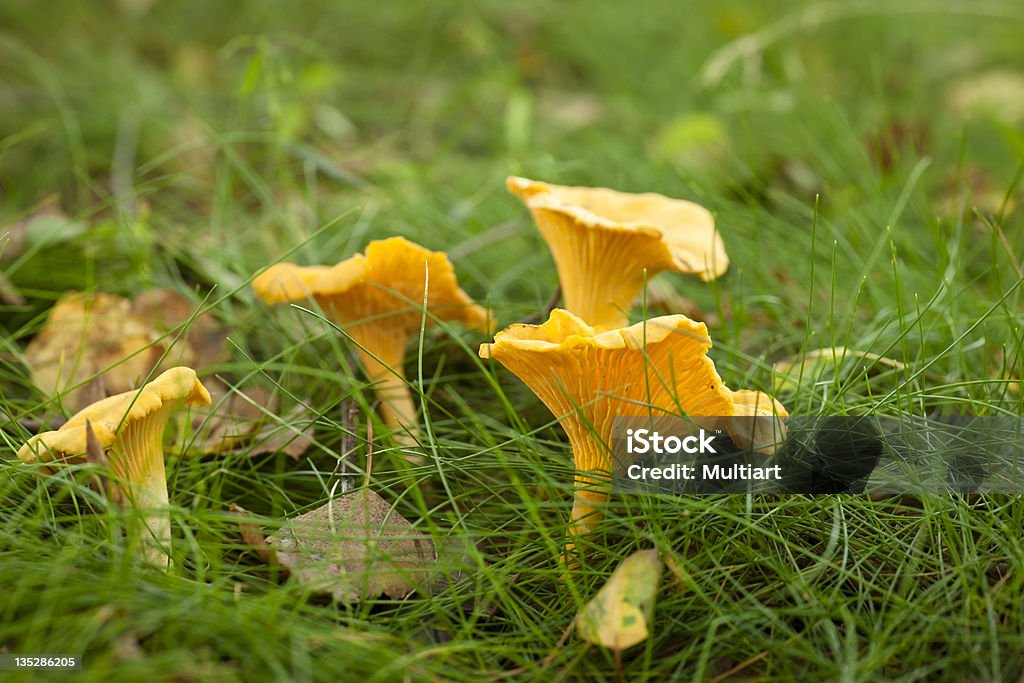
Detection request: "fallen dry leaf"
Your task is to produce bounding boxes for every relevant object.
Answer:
[247,404,315,458]
[947,70,1024,125]
[192,385,276,451]
[188,388,314,459]
[268,489,436,602]
[22,290,226,412]
[130,289,229,367]
[575,548,663,652]
[774,347,906,393]
[229,503,278,564]
[0,196,74,262]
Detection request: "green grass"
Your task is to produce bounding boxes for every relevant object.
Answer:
[2,1,1024,680]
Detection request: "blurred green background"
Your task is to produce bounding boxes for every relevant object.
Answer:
[4,1,1023,384]
[3,1,1024,680]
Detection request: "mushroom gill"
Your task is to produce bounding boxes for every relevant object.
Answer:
[507,176,729,331]
[479,309,779,563]
[17,367,212,567]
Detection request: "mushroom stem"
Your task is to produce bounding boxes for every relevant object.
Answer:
[17,367,211,571]
[108,403,175,567]
[349,325,421,449]
[563,471,610,567]
[359,353,420,448]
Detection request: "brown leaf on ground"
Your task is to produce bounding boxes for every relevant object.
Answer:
[248,404,316,458]
[229,503,278,565]
[193,385,277,452]
[268,489,436,602]
[22,290,226,412]
[130,289,228,367]
[188,389,314,459]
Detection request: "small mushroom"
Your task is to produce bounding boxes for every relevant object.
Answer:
[725,389,789,454]
[507,176,728,331]
[253,237,488,446]
[17,367,212,567]
[480,309,769,562]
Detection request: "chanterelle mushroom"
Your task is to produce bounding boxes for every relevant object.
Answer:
[479,309,785,563]
[17,367,212,567]
[253,237,488,446]
[507,176,729,331]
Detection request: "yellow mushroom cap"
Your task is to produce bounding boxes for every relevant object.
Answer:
[18,366,211,464]
[731,389,788,419]
[479,308,734,473]
[507,176,728,331]
[251,263,341,305]
[252,237,488,445]
[17,367,211,567]
[252,237,487,334]
[724,389,789,454]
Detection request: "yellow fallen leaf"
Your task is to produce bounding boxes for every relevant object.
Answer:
[773,346,905,393]
[575,548,663,652]
[23,292,164,410]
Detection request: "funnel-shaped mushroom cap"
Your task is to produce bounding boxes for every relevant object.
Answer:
[252,263,339,305]
[479,309,735,461]
[480,309,736,554]
[18,366,211,464]
[17,367,211,566]
[253,237,488,444]
[508,176,728,331]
